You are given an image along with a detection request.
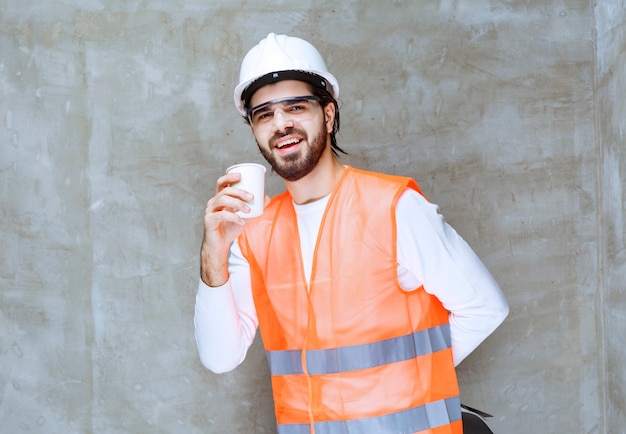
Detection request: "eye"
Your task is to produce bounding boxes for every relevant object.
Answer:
[286,101,308,113]
[253,110,273,123]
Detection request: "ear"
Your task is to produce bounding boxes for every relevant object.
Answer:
[323,102,336,134]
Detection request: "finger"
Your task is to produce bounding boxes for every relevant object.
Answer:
[207,193,252,216]
[205,209,247,229]
[213,186,253,210]
[216,172,241,192]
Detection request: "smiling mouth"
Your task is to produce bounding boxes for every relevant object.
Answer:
[276,138,301,149]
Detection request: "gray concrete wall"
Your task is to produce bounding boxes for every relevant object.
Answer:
[595,1,626,432]
[0,1,621,433]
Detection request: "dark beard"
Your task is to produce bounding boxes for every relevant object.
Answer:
[257,121,327,182]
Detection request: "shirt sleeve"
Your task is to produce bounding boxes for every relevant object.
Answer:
[193,239,259,373]
[395,188,509,366]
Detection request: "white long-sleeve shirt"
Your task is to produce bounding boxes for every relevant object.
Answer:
[194,188,508,373]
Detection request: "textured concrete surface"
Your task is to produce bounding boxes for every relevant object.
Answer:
[596,1,626,433]
[0,1,623,433]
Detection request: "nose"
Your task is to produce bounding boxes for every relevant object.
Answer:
[272,109,294,131]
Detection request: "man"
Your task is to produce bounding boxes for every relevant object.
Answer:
[195,33,508,434]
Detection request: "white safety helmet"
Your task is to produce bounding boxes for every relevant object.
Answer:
[234,33,340,116]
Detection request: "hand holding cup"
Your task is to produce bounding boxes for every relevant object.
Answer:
[225,163,266,218]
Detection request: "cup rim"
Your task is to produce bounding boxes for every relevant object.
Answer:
[226,163,266,173]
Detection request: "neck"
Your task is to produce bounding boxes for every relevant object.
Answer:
[284,150,345,205]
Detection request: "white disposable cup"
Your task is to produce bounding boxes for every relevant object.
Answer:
[226,163,266,218]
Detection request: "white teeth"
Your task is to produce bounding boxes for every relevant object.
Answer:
[277,138,300,148]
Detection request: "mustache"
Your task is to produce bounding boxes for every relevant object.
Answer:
[269,128,307,147]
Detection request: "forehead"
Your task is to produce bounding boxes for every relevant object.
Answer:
[249,80,312,108]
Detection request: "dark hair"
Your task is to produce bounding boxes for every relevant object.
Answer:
[241,81,346,157]
[310,85,346,157]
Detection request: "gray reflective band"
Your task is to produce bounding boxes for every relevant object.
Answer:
[267,323,451,376]
[276,396,461,434]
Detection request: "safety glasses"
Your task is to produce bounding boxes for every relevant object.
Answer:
[246,95,322,128]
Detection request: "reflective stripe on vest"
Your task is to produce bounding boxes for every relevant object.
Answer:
[267,323,451,376]
[276,396,461,434]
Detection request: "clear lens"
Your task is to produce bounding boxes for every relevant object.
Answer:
[247,95,322,127]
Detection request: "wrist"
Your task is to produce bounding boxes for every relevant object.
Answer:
[200,245,230,287]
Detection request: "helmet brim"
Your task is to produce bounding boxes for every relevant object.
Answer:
[234,69,339,116]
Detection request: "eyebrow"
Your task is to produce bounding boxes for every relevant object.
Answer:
[247,95,321,119]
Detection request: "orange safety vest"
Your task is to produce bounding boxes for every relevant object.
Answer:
[238,167,462,434]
